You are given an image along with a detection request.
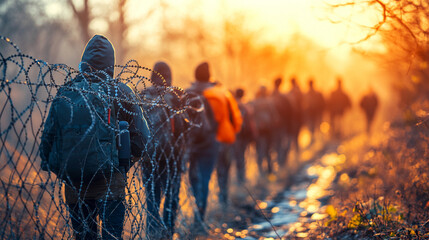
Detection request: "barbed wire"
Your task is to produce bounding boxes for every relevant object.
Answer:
[0,35,205,239]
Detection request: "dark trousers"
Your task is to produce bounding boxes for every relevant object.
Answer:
[64,170,126,240]
[365,113,375,133]
[256,131,273,174]
[217,144,233,206]
[189,141,220,220]
[273,128,289,167]
[67,199,125,240]
[143,156,183,237]
[233,139,248,184]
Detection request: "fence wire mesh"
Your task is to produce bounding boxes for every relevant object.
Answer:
[0,36,205,239]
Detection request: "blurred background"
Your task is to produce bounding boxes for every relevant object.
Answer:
[3,0,429,155]
[1,0,406,117]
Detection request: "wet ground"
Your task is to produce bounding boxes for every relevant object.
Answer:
[198,133,349,240]
[244,150,342,239]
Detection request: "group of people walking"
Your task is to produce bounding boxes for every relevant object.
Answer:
[39,35,379,239]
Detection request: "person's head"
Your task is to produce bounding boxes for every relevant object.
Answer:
[336,76,343,89]
[195,62,210,82]
[256,85,268,98]
[308,78,314,89]
[291,77,297,87]
[80,35,115,79]
[151,61,172,86]
[274,77,282,90]
[235,88,245,100]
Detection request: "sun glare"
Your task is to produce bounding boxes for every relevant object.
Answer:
[125,0,384,55]
[43,0,392,102]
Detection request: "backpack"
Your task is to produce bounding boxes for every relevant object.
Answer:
[48,80,118,183]
[141,87,187,160]
[202,86,242,144]
[251,98,275,133]
[273,93,292,127]
[184,91,217,147]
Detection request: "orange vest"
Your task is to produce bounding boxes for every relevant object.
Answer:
[203,85,243,144]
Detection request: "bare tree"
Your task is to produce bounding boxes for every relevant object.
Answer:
[329,0,429,102]
[67,0,91,43]
[116,0,128,61]
[66,0,162,63]
[222,13,264,86]
[0,0,69,61]
[103,0,130,63]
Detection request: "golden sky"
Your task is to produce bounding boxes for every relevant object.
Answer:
[45,0,385,57]
[125,0,384,53]
[44,0,391,99]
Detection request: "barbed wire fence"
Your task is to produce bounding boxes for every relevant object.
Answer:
[0,36,207,239]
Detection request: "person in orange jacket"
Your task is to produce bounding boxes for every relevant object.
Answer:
[186,62,242,230]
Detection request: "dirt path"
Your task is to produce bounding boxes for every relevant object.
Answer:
[197,135,343,240]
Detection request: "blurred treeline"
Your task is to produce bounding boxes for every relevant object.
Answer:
[3,0,429,110]
[0,0,381,100]
[330,0,429,106]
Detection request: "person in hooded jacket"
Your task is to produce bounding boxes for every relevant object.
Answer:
[140,61,189,238]
[40,35,150,240]
[186,62,242,229]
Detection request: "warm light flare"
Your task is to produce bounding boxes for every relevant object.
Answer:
[311,212,328,220]
[320,122,330,134]
[258,201,268,209]
[299,129,312,149]
[271,207,280,213]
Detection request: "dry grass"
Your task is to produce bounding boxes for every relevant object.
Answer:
[310,101,429,239]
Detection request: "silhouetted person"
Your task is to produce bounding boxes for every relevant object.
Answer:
[186,62,242,231]
[360,88,379,133]
[252,86,278,175]
[328,77,351,138]
[233,88,257,184]
[286,77,303,158]
[304,78,325,144]
[141,61,188,238]
[215,87,242,207]
[271,77,293,166]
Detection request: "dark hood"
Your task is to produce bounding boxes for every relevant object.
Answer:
[80,35,115,79]
[151,61,172,86]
